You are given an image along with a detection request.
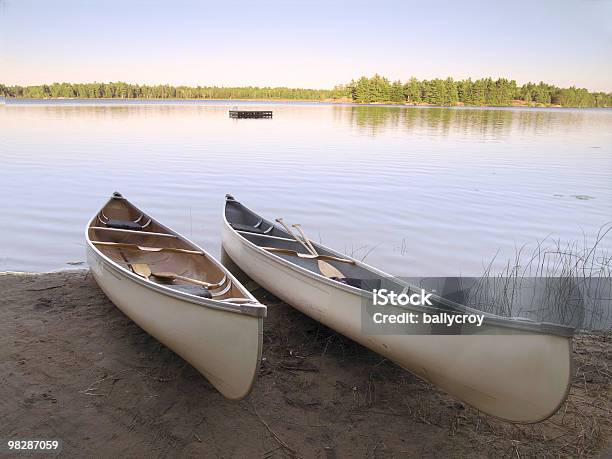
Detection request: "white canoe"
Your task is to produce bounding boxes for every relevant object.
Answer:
[86,192,266,399]
[222,195,574,423]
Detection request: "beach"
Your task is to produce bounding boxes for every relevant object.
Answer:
[1,270,610,458]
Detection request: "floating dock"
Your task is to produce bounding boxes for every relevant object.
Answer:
[229,109,272,119]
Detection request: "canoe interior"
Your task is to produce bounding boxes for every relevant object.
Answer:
[224,197,578,337]
[90,196,247,300]
[225,199,420,292]
[224,198,387,280]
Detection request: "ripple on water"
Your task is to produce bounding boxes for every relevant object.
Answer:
[0,102,611,275]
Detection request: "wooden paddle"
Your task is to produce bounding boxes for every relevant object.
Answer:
[292,224,345,279]
[262,247,355,264]
[130,263,223,289]
[130,263,153,279]
[275,218,314,254]
[274,218,346,279]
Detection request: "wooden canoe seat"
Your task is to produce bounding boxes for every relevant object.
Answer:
[91,241,203,255]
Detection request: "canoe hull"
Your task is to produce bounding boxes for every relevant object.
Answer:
[87,235,263,401]
[222,220,572,423]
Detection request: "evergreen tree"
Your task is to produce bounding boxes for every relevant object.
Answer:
[403,77,422,103]
[390,80,405,103]
[445,77,458,105]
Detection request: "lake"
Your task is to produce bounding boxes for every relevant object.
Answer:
[1,100,611,278]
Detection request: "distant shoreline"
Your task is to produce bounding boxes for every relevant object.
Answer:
[3,75,611,108]
[4,96,604,109]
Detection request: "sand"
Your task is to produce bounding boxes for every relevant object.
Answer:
[1,271,610,458]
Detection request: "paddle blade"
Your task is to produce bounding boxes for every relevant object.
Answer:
[131,263,152,279]
[318,260,344,279]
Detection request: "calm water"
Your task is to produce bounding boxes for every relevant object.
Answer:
[0,100,611,276]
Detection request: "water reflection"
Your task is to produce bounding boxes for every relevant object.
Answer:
[8,100,611,140]
[336,105,609,139]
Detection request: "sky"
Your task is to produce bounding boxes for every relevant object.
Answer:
[1,0,611,91]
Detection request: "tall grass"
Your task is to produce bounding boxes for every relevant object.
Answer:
[464,223,612,330]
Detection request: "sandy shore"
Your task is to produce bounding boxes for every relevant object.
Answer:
[1,271,610,458]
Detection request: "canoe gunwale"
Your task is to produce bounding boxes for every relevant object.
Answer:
[86,196,267,318]
[223,197,574,336]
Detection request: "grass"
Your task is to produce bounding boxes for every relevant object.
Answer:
[465,223,612,331]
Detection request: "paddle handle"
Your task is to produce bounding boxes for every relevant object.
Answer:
[292,224,318,255]
[275,218,316,255]
[291,224,346,279]
[275,219,346,279]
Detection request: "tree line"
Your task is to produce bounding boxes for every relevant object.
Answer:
[0,82,341,101]
[344,75,612,107]
[1,76,610,107]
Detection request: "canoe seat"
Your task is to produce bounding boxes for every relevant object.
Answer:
[106,219,143,231]
[166,284,212,299]
[230,222,272,235]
